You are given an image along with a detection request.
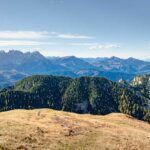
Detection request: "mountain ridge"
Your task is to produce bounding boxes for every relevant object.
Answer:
[0,50,150,87]
[0,75,149,122]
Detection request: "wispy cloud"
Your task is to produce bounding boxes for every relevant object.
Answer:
[0,40,52,46]
[0,31,93,41]
[51,32,93,39]
[88,44,121,50]
[70,42,121,49]
[70,43,98,46]
[0,31,49,39]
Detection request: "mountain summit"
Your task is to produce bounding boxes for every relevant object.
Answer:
[0,50,150,87]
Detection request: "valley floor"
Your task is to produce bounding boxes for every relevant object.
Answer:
[0,109,149,150]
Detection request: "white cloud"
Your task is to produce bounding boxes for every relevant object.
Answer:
[0,31,93,40]
[0,40,47,46]
[57,34,93,39]
[0,31,49,39]
[51,32,93,39]
[69,42,121,49]
[88,44,120,50]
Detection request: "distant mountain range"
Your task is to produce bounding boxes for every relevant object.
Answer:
[0,50,150,87]
[82,56,150,74]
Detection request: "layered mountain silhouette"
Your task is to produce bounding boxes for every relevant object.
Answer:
[0,50,150,87]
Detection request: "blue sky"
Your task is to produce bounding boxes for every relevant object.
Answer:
[0,0,149,58]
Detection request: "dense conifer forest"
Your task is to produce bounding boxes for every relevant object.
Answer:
[0,75,149,122]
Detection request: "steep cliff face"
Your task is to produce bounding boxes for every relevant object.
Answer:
[131,75,150,98]
[132,75,150,86]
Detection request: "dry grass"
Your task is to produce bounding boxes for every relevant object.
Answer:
[0,109,149,150]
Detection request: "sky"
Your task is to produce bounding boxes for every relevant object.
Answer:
[0,0,150,58]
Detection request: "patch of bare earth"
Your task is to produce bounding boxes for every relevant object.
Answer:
[0,109,149,150]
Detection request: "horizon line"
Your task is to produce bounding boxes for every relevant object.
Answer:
[0,49,149,61]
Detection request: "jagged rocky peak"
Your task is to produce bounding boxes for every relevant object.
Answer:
[110,56,121,60]
[127,57,136,61]
[0,50,22,55]
[25,51,45,60]
[132,76,143,85]
[0,50,45,61]
[60,55,78,61]
[132,75,150,86]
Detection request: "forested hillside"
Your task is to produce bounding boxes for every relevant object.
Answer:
[0,75,149,122]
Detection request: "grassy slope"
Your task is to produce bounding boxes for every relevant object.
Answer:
[0,109,149,150]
